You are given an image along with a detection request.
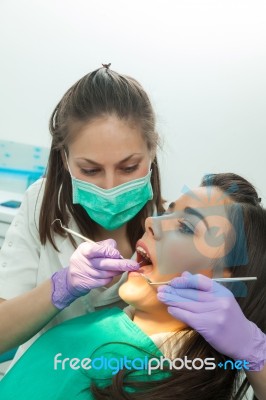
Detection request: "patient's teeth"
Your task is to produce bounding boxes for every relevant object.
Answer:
[136,246,151,262]
[136,246,147,256]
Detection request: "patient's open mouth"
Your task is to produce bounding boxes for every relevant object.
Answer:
[136,245,152,266]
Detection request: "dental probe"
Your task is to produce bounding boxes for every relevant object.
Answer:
[52,219,96,244]
[51,219,146,263]
[140,274,257,285]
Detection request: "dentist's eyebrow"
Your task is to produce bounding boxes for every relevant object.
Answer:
[75,153,143,166]
[184,207,209,230]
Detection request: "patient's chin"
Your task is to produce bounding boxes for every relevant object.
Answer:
[118,278,156,305]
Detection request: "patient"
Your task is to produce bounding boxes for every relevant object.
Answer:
[0,173,265,400]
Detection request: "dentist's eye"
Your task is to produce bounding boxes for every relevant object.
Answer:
[81,168,100,176]
[177,220,194,235]
[121,164,139,173]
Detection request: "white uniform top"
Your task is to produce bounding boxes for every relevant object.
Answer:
[0,178,128,366]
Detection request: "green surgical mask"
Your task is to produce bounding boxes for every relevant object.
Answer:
[65,154,153,230]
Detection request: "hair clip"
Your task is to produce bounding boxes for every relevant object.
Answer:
[102,63,111,69]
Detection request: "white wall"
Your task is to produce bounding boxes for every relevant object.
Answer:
[1,0,266,203]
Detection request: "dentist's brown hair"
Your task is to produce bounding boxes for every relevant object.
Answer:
[38,67,164,251]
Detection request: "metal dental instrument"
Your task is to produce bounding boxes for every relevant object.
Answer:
[51,219,142,263]
[140,274,257,285]
[211,277,257,282]
[52,219,96,244]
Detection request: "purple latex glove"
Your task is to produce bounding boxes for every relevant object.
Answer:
[51,239,139,310]
[157,271,266,371]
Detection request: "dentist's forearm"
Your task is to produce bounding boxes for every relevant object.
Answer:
[0,280,59,354]
[246,367,266,400]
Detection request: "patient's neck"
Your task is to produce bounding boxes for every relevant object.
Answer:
[133,308,187,336]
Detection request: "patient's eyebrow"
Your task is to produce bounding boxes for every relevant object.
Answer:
[184,207,209,229]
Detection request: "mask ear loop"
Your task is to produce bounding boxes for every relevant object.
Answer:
[57,183,63,211]
[57,149,72,211]
[63,149,74,178]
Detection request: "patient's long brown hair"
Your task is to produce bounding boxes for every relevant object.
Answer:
[91,173,266,399]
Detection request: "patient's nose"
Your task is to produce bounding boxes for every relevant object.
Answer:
[145,217,163,240]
